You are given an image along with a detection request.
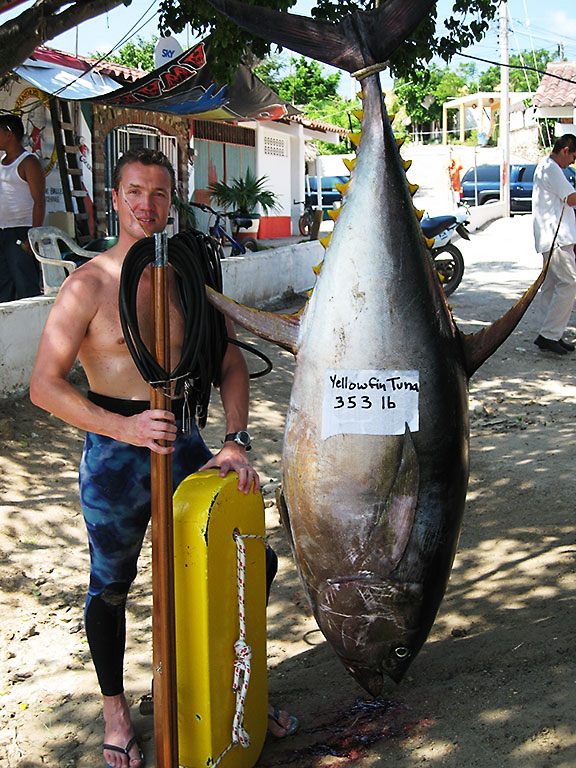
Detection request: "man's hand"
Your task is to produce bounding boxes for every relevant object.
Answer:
[200,443,260,494]
[123,409,178,453]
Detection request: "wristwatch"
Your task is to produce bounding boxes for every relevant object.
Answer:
[224,430,252,451]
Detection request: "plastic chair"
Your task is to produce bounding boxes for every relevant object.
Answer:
[28,226,96,296]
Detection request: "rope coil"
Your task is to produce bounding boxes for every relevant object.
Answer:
[351,61,390,80]
[119,229,227,427]
[119,228,273,428]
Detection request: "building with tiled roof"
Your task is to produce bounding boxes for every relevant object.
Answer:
[2,43,345,241]
[32,45,142,83]
[533,62,576,128]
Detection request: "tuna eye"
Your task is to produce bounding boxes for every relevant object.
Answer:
[394,646,411,659]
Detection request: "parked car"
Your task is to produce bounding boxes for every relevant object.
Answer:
[305,175,348,209]
[459,163,576,212]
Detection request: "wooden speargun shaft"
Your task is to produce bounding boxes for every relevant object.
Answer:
[150,231,179,768]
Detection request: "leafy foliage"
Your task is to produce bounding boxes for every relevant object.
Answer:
[255,54,340,105]
[395,63,474,125]
[255,52,355,154]
[478,48,557,92]
[92,35,158,71]
[208,167,279,214]
[155,0,501,81]
[157,0,296,81]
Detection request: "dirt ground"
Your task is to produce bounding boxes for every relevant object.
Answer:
[2,214,576,768]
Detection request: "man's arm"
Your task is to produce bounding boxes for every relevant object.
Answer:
[199,318,260,493]
[30,270,177,453]
[20,154,46,227]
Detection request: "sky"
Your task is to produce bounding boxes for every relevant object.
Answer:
[2,0,576,99]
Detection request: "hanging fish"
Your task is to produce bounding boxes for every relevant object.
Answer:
[204,0,546,695]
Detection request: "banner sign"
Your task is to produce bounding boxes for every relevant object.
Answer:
[89,41,298,122]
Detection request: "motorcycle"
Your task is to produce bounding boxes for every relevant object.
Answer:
[421,212,469,297]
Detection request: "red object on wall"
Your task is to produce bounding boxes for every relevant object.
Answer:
[257,216,291,238]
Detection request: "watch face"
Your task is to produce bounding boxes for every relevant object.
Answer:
[236,430,250,446]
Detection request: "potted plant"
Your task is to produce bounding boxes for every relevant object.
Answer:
[208,168,279,238]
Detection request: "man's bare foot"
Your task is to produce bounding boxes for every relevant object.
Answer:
[102,693,144,768]
[267,703,298,739]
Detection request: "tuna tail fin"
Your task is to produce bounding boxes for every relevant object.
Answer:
[206,286,301,354]
[461,258,549,378]
[204,0,437,73]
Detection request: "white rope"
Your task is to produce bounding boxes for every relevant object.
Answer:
[212,531,265,768]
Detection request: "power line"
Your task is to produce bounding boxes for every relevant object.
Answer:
[14,0,159,112]
[453,50,576,86]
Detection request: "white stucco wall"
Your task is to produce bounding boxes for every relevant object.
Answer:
[0,241,323,397]
[222,240,322,306]
[0,297,54,397]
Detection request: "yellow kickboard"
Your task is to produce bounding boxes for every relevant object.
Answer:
[173,469,268,768]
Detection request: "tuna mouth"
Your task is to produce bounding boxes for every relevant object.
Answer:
[316,577,423,691]
[340,650,412,694]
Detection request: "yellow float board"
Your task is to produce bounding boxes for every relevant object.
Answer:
[173,470,268,767]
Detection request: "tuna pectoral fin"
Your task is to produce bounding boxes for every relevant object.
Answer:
[276,488,296,550]
[206,286,300,354]
[461,257,549,378]
[204,0,436,74]
[367,426,419,570]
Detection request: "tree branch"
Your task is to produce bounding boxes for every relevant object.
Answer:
[0,0,130,78]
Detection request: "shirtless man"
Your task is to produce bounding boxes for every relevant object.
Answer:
[30,149,294,768]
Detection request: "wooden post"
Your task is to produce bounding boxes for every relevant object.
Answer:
[150,232,179,768]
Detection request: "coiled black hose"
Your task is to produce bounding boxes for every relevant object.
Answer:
[119,229,272,428]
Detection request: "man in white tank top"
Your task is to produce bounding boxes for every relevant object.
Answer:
[0,113,45,301]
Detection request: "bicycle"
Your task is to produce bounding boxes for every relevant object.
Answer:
[294,199,315,237]
[187,201,259,257]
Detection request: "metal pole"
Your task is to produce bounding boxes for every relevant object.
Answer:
[500,1,511,217]
[150,231,179,768]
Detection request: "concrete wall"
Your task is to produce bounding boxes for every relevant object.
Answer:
[222,240,322,306]
[0,298,54,397]
[0,241,323,397]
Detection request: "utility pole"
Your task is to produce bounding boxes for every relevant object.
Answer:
[500,0,511,217]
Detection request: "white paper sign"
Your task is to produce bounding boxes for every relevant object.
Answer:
[322,369,420,439]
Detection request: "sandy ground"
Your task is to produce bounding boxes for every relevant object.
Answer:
[2,214,576,767]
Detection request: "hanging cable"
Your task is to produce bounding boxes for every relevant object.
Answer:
[119,229,272,428]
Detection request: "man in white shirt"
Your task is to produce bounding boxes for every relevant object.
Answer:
[532,133,576,355]
[0,113,45,301]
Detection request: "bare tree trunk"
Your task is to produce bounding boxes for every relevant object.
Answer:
[0,0,129,77]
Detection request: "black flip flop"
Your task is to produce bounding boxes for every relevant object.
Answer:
[104,735,144,767]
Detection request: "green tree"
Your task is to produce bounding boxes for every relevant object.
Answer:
[306,95,362,154]
[255,52,350,153]
[156,0,502,82]
[1,1,503,82]
[255,55,340,104]
[253,53,285,90]
[93,35,158,71]
[478,48,556,92]
[395,64,473,127]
